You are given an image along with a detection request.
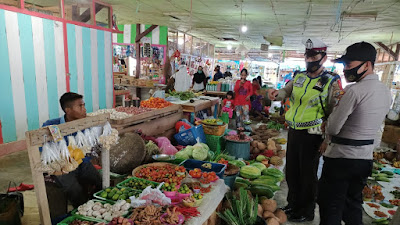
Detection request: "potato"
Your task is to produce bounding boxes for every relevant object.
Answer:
[266,217,280,225]
[262,199,277,212]
[253,148,260,154]
[258,204,263,217]
[257,142,267,150]
[277,150,286,158]
[262,211,275,219]
[276,144,282,151]
[252,141,258,148]
[274,209,287,223]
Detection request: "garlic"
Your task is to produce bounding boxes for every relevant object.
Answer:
[92,204,101,211]
[112,204,121,212]
[92,211,101,217]
[99,208,107,214]
[86,210,93,217]
[121,203,130,211]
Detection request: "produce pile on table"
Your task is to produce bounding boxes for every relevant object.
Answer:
[167,90,196,101]
[361,157,400,223]
[88,109,131,120]
[175,142,213,161]
[115,106,152,115]
[140,97,172,108]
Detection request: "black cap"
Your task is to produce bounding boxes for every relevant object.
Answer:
[333,42,376,63]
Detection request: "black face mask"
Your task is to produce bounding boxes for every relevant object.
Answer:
[306,57,324,73]
[343,62,367,82]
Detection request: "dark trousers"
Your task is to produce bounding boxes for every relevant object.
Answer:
[54,161,102,208]
[286,128,322,216]
[318,157,372,225]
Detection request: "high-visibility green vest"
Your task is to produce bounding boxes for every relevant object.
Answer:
[285,71,338,130]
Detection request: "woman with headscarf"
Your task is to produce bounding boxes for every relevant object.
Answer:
[192,66,207,91]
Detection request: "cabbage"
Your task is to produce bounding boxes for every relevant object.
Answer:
[183,146,194,157]
[196,143,210,151]
[175,150,189,160]
[251,162,267,171]
[192,146,208,161]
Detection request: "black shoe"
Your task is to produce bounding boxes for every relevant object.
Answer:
[281,205,293,214]
[288,214,314,222]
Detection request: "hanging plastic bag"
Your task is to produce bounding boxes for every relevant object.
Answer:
[102,122,112,136]
[75,131,91,154]
[91,126,103,141]
[155,137,177,155]
[84,129,96,147]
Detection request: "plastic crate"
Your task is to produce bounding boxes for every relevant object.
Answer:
[205,134,225,155]
[93,187,140,203]
[174,125,206,146]
[116,177,160,190]
[57,215,105,225]
[179,159,226,179]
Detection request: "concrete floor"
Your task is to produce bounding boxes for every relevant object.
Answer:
[0,150,40,225]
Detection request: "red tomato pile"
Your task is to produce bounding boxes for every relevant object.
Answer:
[189,168,202,178]
[140,97,172,109]
[202,172,218,182]
[135,165,184,184]
[175,166,186,173]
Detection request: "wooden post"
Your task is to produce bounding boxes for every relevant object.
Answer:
[136,24,141,78]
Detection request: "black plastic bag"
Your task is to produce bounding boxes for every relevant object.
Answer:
[0,182,24,225]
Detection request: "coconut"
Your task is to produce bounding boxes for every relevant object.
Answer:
[109,132,145,174]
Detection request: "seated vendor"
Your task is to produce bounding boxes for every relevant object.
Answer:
[42,92,102,208]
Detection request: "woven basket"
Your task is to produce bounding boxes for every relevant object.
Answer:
[202,123,227,136]
[132,162,177,177]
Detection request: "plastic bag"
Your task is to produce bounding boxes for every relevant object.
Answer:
[91,126,103,141]
[75,131,88,148]
[84,129,96,147]
[155,137,177,155]
[102,122,112,136]
[129,183,171,208]
[59,139,71,160]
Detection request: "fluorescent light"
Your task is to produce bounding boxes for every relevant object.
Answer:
[227,44,232,50]
[241,25,247,33]
[178,38,184,45]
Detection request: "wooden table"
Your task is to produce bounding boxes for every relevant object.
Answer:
[181,97,220,123]
[204,91,227,97]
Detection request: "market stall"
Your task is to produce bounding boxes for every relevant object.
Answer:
[180,97,220,123]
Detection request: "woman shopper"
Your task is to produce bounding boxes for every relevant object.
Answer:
[234,68,253,128]
[192,66,207,91]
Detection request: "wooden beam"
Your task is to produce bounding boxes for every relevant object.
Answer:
[136,24,141,78]
[135,25,158,43]
[395,44,400,61]
[375,42,397,60]
[78,3,104,23]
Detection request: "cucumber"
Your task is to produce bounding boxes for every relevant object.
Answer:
[233,181,248,190]
[381,171,394,176]
[235,177,251,186]
[248,185,274,199]
[373,218,388,224]
[372,169,378,174]
[377,173,388,177]
[376,177,390,182]
[251,178,278,186]
[380,202,395,208]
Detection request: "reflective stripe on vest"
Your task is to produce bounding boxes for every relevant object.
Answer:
[285,71,335,130]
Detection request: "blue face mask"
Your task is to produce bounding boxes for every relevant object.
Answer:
[198,70,202,73]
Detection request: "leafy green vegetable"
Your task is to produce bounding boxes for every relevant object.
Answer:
[168,90,195,101]
[217,187,258,225]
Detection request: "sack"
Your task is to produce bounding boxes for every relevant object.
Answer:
[0,182,24,225]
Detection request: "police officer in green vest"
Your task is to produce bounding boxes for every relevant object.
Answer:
[268,38,343,222]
